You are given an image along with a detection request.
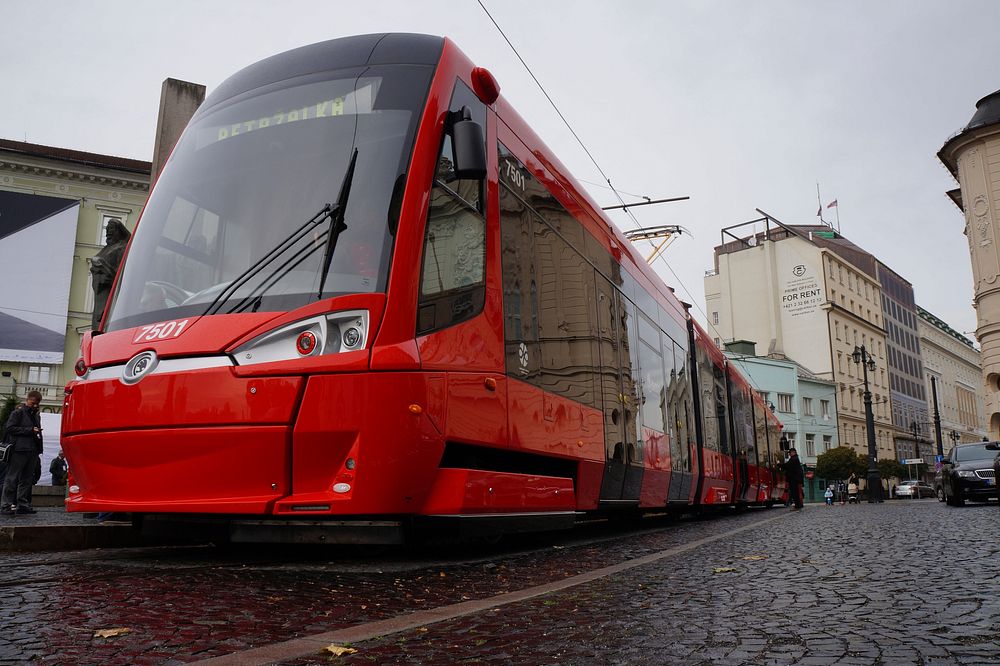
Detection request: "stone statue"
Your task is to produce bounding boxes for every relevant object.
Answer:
[90,219,131,329]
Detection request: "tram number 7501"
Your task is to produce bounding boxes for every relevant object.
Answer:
[133,319,191,343]
[503,159,526,191]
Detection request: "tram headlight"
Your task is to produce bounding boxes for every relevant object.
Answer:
[343,326,361,349]
[232,310,369,366]
[296,331,318,356]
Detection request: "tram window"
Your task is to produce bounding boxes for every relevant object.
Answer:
[584,231,615,279]
[417,81,487,334]
[634,286,657,327]
[658,304,686,353]
[697,344,720,453]
[672,341,693,471]
[435,80,486,212]
[532,217,597,404]
[417,185,485,333]
[714,371,730,456]
[638,335,666,434]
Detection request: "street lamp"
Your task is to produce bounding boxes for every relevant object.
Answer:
[852,345,884,503]
[910,420,922,460]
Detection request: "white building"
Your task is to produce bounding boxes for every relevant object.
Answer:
[705,215,894,462]
[917,306,987,445]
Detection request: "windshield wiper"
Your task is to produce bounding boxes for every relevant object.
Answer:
[317,148,358,299]
[202,203,335,316]
[223,149,359,314]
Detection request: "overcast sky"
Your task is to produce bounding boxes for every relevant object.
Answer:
[4,0,997,342]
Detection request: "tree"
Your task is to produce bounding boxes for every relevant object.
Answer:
[878,458,907,484]
[816,446,865,481]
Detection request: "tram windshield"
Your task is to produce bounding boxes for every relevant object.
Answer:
[105,65,433,332]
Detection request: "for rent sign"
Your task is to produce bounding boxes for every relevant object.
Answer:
[781,263,825,317]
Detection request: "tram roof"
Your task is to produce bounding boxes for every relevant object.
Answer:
[203,33,444,112]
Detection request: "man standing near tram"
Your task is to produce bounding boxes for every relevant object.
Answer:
[784,448,805,511]
[2,390,44,515]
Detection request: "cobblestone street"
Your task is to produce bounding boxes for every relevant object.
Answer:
[1,500,997,664]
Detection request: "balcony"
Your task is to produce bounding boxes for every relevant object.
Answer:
[2,383,65,412]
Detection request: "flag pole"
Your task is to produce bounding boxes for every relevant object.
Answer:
[816,183,826,224]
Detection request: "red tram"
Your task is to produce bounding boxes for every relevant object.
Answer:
[61,34,786,542]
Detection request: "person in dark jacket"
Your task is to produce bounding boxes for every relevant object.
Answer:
[50,450,68,486]
[784,447,805,510]
[2,391,43,515]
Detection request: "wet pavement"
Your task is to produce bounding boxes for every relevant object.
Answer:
[1,499,998,664]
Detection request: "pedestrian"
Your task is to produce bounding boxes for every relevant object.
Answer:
[824,485,834,506]
[50,450,68,486]
[1,390,43,515]
[847,478,859,504]
[783,447,805,510]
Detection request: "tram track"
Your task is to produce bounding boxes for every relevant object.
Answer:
[0,507,779,590]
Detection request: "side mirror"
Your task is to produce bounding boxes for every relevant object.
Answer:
[449,106,486,181]
[985,442,1000,451]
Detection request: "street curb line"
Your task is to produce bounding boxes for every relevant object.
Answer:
[194,511,790,665]
[0,524,142,552]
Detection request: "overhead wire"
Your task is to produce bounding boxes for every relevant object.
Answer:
[476,1,773,395]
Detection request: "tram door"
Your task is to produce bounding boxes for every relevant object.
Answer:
[597,276,642,503]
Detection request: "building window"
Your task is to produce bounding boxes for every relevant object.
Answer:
[777,393,793,413]
[759,391,770,405]
[96,209,130,245]
[712,311,719,325]
[802,397,813,416]
[823,435,832,452]
[714,337,721,348]
[26,365,51,385]
[821,399,830,419]
[785,432,796,450]
[805,434,815,457]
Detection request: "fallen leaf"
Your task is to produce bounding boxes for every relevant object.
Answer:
[712,567,738,574]
[740,555,769,561]
[322,644,358,656]
[439,572,446,577]
[418,627,428,632]
[93,627,131,638]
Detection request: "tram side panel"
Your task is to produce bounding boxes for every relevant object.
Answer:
[495,125,703,512]
[691,323,736,506]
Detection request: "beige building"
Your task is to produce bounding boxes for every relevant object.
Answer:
[705,216,895,461]
[917,306,987,445]
[0,139,149,412]
[938,89,1000,438]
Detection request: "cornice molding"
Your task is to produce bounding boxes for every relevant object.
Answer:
[0,154,149,191]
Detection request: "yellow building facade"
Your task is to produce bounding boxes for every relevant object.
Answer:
[939,90,1000,438]
[0,139,149,412]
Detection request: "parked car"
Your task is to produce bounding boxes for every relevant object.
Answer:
[939,442,999,506]
[895,480,935,499]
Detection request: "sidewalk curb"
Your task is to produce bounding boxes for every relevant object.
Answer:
[0,523,144,552]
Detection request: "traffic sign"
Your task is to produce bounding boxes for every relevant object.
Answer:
[902,458,924,465]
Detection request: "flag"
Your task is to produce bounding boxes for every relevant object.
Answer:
[827,200,838,208]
